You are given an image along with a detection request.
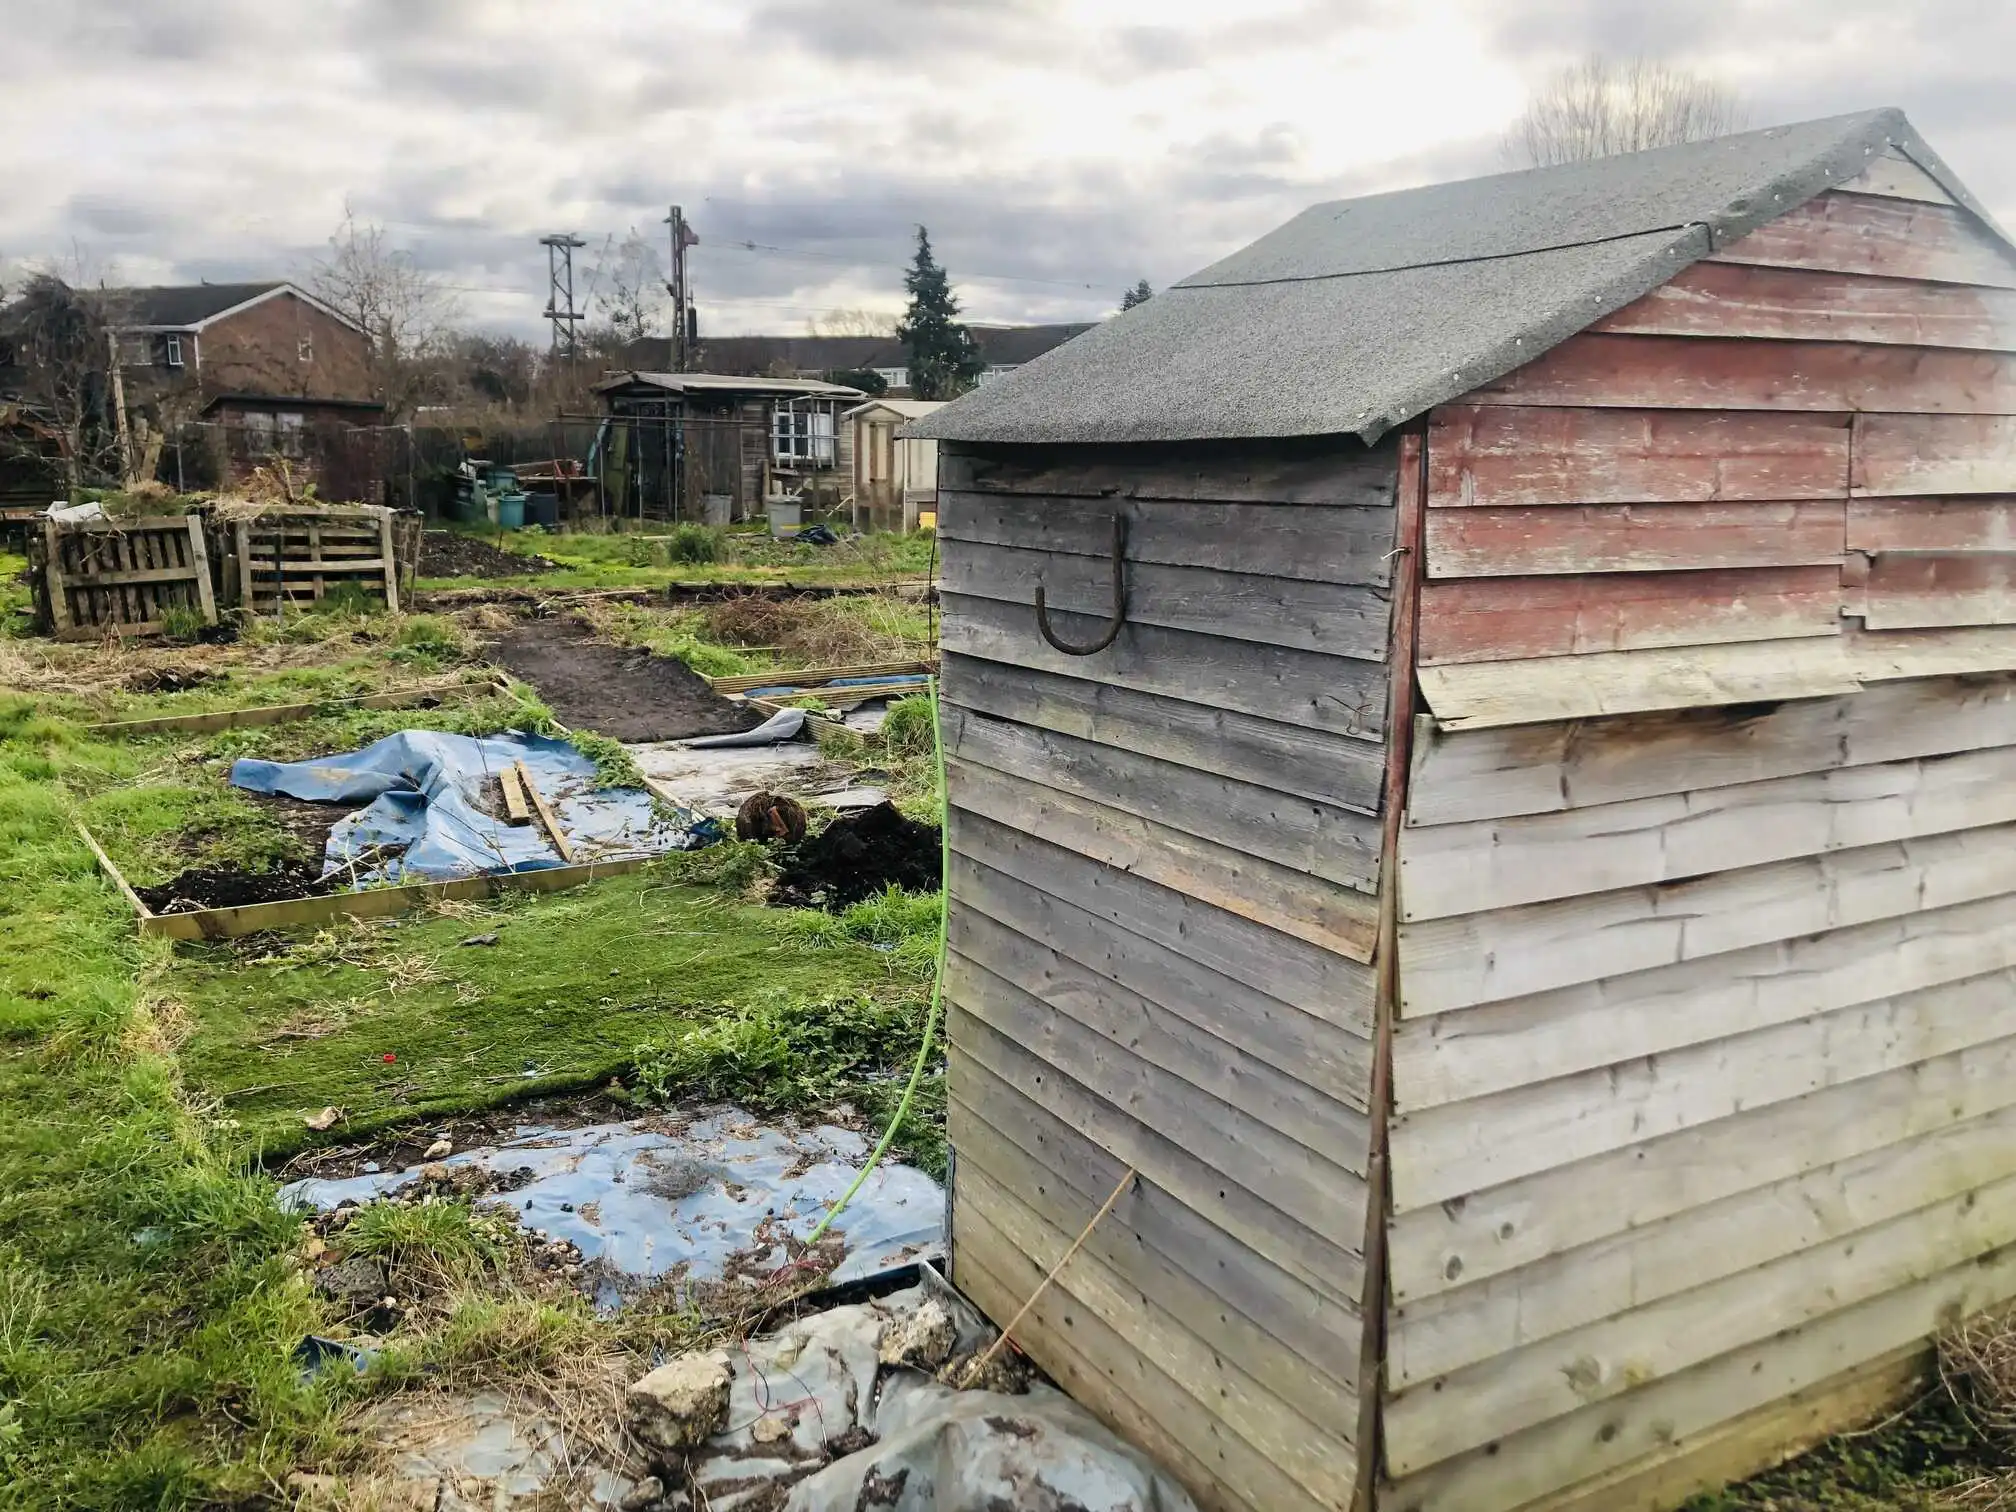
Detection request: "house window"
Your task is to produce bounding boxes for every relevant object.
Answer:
[164,334,184,368]
[773,401,838,468]
[298,335,313,363]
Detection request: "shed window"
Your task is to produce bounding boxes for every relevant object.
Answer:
[164,334,184,368]
[276,413,305,458]
[243,412,276,454]
[773,401,838,468]
[298,335,314,363]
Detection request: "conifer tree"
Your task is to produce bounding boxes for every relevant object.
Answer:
[1121,278,1153,309]
[896,227,984,399]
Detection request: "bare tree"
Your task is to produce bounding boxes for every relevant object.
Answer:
[306,207,458,412]
[593,230,667,346]
[807,307,898,339]
[1504,57,1745,168]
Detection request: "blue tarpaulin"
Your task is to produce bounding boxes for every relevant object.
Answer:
[230,729,708,883]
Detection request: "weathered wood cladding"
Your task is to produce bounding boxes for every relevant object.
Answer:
[1418,188,2016,725]
[1384,689,2016,1512]
[940,434,1398,1512]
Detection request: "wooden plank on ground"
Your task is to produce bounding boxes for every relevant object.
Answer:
[1417,637,1860,730]
[1417,565,1841,664]
[1425,499,1845,578]
[1470,332,2016,414]
[1710,191,2016,288]
[948,1089,1363,1403]
[498,765,532,825]
[942,703,1382,893]
[942,651,1384,814]
[1398,818,2016,1016]
[941,591,1390,741]
[939,434,1399,506]
[1389,966,2016,1211]
[949,1006,1364,1304]
[515,759,575,862]
[954,1187,1361,1507]
[1862,553,2016,627]
[1378,1242,2016,1512]
[937,490,1398,586]
[948,752,1379,962]
[1426,404,1852,509]
[1388,1030,2016,1308]
[949,1060,1364,1388]
[1852,412,2016,495]
[1405,671,2016,826]
[950,807,1376,1033]
[1591,259,2016,347]
[137,854,658,940]
[943,539,1392,658]
[1389,1101,2016,1391]
[1399,740,2016,921]
[951,892,1371,1123]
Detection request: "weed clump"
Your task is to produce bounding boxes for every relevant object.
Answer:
[668,524,722,564]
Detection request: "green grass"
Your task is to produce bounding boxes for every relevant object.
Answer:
[172,868,928,1159]
[415,523,937,592]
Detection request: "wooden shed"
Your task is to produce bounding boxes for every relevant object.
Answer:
[909,108,2016,1512]
[846,397,945,532]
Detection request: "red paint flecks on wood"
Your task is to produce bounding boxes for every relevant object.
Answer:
[1427,405,1851,509]
[1852,414,2016,496]
[1417,565,1842,664]
[1848,497,2016,554]
[1863,554,2016,629]
[1469,332,2016,415]
[1424,500,1846,578]
[1590,262,2016,351]
[1710,191,2016,290]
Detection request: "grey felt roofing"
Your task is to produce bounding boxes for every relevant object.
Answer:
[911,109,2012,446]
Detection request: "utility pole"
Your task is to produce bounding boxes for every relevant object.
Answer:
[540,233,588,361]
[663,206,699,370]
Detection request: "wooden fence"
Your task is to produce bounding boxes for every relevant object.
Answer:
[32,514,218,640]
[225,506,401,615]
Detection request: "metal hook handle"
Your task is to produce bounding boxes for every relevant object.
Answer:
[1034,514,1127,656]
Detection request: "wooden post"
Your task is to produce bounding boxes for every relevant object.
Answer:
[185,514,218,625]
[377,508,401,612]
[234,521,252,614]
[74,819,151,919]
[41,518,72,634]
[106,329,135,487]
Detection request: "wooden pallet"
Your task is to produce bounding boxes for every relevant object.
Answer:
[228,505,401,614]
[33,514,218,639]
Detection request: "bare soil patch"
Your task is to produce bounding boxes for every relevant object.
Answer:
[772,802,942,910]
[136,859,331,913]
[419,531,557,578]
[490,617,759,742]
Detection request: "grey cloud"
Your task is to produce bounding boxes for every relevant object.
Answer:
[65,193,172,238]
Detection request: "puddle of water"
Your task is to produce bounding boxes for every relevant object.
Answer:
[280,1108,942,1301]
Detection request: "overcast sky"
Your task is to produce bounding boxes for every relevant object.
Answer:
[3,0,2010,342]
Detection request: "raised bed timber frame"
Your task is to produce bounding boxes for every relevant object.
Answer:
[229,505,401,615]
[34,513,218,639]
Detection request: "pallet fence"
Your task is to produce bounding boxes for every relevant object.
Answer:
[32,514,218,640]
[228,506,401,615]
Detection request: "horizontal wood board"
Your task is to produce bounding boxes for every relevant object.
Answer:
[1385,681,2016,1510]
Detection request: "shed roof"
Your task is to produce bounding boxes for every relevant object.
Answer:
[912,109,2009,446]
[103,281,365,334]
[595,372,865,399]
[843,399,946,421]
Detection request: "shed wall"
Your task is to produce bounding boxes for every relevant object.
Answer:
[1381,153,2016,1509]
[1382,679,2016,1511]
[938,435,1401,1512]
[1415,157,2016,726]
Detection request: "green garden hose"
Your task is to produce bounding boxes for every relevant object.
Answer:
[804,676,949,1246]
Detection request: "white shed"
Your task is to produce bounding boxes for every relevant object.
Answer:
[846,398,945,532]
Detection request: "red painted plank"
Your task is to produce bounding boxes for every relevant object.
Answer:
[1424,500,1846,578]
[1591,262,2016,351]
[1428,405,1851,508]
[1417,566,1841,664]
[1711,191,2016,289]
[1848,497,2016,554]
[1852,414,2016,496]
[1863,554,2016,629]
[1470,332,2016,414]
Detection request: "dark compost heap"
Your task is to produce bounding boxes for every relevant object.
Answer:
[771,802,942,910]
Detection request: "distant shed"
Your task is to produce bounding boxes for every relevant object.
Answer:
[911,108,2016,1512]
[845,397,945,531]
